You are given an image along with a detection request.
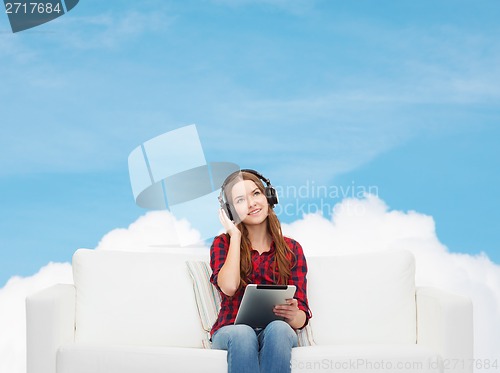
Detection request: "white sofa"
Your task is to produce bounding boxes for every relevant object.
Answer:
[26,248,473,373]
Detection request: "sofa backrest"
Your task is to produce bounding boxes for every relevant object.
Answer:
[72,248,417,348]
[306,249,416,345]
[72,248,208,348]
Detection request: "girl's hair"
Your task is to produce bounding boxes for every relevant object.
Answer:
[223,171,295,287]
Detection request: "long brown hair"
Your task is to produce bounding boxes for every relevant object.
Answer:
[223,171,295,287]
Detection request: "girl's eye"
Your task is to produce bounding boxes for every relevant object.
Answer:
[254,191,261,196]
[235,197,244,204]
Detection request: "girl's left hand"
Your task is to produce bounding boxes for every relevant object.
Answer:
[273,298,299,323]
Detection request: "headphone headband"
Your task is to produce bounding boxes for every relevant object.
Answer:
[220,169,271,190]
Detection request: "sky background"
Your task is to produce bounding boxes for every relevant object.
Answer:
[1,0,499,285]
[1,1,500,371]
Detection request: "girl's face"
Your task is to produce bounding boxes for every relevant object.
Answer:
[230,180,269,225]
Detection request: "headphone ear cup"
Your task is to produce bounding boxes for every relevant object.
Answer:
[223,203,234,221]
[265,187,279,207]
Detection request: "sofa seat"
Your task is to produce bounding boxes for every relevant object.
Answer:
[56,343,441,373]
[291,344,442,372]
[56,343,228,373]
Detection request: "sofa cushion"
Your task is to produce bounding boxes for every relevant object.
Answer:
[306,250,416,345]
[57,343,228,373]
[186,260,222,348]
[186,260,222,334]
[72,249,208,348]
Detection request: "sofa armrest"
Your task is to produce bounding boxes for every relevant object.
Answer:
[26,284,76,373]
[416,286,473,373]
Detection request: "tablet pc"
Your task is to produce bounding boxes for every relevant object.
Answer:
[234,284,296,329]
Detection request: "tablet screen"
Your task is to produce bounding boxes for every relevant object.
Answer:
[234,284,296,329]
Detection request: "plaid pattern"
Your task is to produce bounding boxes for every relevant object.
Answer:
[209,234,311,337]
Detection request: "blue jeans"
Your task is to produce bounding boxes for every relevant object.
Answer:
[211,320,298,373]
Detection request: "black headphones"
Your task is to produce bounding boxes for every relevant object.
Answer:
[218,169,279,222]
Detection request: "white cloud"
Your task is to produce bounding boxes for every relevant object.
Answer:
[95,210,205,252]
[282,194,500,363]
[1,197,498,372]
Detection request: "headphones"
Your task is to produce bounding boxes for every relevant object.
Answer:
[218,169,279,222]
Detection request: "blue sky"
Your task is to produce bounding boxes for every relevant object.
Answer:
[1,0,499,285]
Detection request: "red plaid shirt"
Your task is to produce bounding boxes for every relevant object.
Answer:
[209,233,311,337]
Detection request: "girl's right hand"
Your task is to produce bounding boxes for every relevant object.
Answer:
[219,208,241,237]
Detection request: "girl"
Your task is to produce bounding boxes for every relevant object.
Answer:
[210,169,311,373]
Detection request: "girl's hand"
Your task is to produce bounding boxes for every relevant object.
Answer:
[219,208,241,237]
[273,298,300,323]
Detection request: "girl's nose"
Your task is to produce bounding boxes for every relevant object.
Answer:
[248,195,257,207]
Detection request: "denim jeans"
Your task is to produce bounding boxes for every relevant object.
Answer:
[211,320,298,373]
